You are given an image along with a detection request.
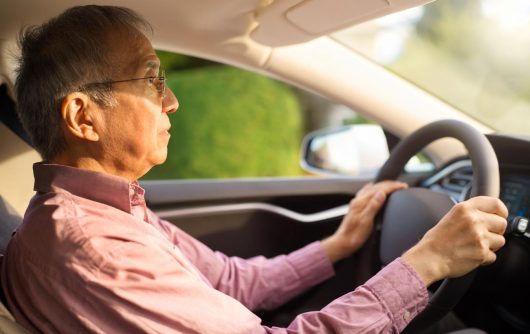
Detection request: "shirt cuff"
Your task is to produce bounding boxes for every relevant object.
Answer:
[364,258,429,332]
[286,241,335,291]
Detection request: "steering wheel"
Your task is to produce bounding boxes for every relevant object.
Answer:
[374,119,499,333]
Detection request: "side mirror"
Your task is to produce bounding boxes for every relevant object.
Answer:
[300,124,389,176]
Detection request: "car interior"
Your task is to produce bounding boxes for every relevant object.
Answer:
[1,0,530,333]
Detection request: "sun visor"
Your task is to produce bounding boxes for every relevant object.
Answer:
[252,0,435,46]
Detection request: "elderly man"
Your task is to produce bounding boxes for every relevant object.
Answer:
[1,5,508,334]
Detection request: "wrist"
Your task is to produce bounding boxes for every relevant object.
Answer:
[321,235,353,264]
[401,244,447,287]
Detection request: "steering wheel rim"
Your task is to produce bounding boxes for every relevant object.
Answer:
[374,119,499,333]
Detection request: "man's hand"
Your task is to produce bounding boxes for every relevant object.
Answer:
[321,181,408,263]
[402,196,508,286]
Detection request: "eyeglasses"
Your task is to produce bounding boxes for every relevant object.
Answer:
[79,69,166,96]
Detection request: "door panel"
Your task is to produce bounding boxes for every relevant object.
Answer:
[142,176,368,257]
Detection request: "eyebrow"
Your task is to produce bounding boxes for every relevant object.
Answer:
[146,60,160,71]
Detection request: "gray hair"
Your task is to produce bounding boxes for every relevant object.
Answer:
[15,5,152,160]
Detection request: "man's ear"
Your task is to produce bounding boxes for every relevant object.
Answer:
[60,93,100,142]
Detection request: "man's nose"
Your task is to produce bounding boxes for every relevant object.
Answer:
[163,87,178,114]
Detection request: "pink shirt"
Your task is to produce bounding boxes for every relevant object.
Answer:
[1,164,428,333]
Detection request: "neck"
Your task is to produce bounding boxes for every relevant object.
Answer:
[51,153,142,182]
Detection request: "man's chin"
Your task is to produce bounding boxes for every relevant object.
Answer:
[153,150,169,166]
[140,151,168,176]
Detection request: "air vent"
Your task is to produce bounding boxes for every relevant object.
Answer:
[422,160,473,202]
[441,167,472,194]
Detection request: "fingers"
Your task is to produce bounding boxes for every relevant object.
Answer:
[467,196,509,218]
[486,231,506,252]
[361,191,386,222]
[482,250,497,265]
[451,198,507,236]
[349,180,408,219]
[484,214,508,235]
[459,199,507,255]
[472,228,505,267]
[371,180,408,195]
[456,215,506,269]
[462,197,508,246]
[480,231,504,265]
[336,181,408,256]
[351,181,406,214]
[356,180,407,200]
[455,199,507,267]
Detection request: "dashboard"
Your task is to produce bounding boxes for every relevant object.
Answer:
[424,159,530,238]
[501,177,530,222]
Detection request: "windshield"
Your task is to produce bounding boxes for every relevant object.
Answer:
[331,0,530,136]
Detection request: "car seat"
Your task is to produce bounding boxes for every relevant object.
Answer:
[0,197,31,333]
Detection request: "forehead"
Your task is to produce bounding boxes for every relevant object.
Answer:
[107,28,159,76]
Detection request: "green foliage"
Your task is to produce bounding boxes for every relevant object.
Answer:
[342,115,371,126]
[143,66,304,180]
[157,50,214,71]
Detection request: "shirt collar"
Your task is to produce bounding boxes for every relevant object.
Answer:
[33,163,145,214]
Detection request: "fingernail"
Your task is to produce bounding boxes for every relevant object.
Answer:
[375,191,385,201]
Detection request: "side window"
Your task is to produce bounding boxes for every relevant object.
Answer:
[142,51,431,180]
[143,51,300,180]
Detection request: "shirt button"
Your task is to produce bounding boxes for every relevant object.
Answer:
[403,311,411,321]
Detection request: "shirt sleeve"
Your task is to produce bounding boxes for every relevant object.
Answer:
[86,237,266,334]
[266,258,429,334]
[147,211,335,311]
